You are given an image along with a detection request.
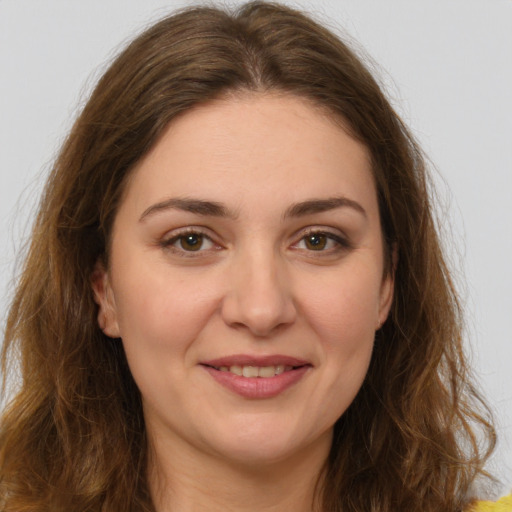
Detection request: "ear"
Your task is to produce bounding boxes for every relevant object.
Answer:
[91,261,121,338]
[376,246,398,330]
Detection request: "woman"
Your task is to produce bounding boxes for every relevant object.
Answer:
[0,2,506,511]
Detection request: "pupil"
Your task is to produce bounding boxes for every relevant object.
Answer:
[181,234,202,251]
[307,234,326,250]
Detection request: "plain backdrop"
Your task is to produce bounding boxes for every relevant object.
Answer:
[1,0,511,493]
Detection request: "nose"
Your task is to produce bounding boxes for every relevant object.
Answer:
[220,249,297,337]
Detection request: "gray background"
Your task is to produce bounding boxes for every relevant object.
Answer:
[1,0,511,492]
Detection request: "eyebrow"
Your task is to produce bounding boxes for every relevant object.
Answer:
[139,195,366,222]
[284,196,367,219]
[139,197,235,222]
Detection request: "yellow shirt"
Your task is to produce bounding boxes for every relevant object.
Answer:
[471,494,512,511]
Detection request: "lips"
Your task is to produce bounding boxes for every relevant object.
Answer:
[200,355,312,399]
[202,355,310,368]
[213,364,291,378]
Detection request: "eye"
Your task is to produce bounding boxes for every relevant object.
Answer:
[176,233,210,251]
[161,230,217,253]
[294,230,349,252]
[302,232,330,251]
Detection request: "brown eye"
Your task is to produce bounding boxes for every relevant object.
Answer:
[304,233,328,250]
[294,231,348,253]
[179,233,204,251]
[161,230,217,255]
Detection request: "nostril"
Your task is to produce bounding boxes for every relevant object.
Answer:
[219,269,297,336]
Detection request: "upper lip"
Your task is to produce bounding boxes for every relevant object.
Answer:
[200,354,312,368]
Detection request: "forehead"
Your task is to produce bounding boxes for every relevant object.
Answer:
[120,93,376,218]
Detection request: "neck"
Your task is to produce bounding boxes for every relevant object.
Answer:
[148,432,330,512]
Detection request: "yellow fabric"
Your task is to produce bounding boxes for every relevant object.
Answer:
[471,494,512,511]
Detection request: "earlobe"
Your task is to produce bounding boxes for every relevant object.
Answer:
[377,245,398,329]
[91,261,121,338]
[377,275,394,329]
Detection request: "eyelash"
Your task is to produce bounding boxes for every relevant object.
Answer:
[159,227,351,256]
[293,229,351,253]
[159,228,220,256]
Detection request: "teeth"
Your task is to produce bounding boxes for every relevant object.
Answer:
[258,366,276,378]
[275,365,285,375]
[230,365,243,376]
[215,364,294,377]
[242,366,259,378]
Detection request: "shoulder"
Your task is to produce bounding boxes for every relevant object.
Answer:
[469,494,512,512]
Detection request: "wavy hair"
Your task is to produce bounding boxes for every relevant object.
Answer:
[0,2,495,511]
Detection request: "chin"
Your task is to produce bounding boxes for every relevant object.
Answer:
[204,417,331,469]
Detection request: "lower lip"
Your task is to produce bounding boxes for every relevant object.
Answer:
[202,365,310,399]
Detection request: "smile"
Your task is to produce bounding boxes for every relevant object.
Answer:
[210,364,293,378]
[200,356,312,399]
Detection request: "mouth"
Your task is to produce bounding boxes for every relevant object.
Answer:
[200,355,312,377]
[199,356,312,399]
[202,363,303,378]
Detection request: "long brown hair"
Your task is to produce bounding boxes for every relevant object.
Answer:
[0,2,495,511]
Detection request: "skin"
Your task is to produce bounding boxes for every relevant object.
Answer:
[93,93,394,512]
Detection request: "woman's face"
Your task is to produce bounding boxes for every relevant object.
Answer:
[93,93,394,467]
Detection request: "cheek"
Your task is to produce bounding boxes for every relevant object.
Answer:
[112,263,221,365]
[302,265,382,348]
[112,267,224,417]
[298,265,381,411]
